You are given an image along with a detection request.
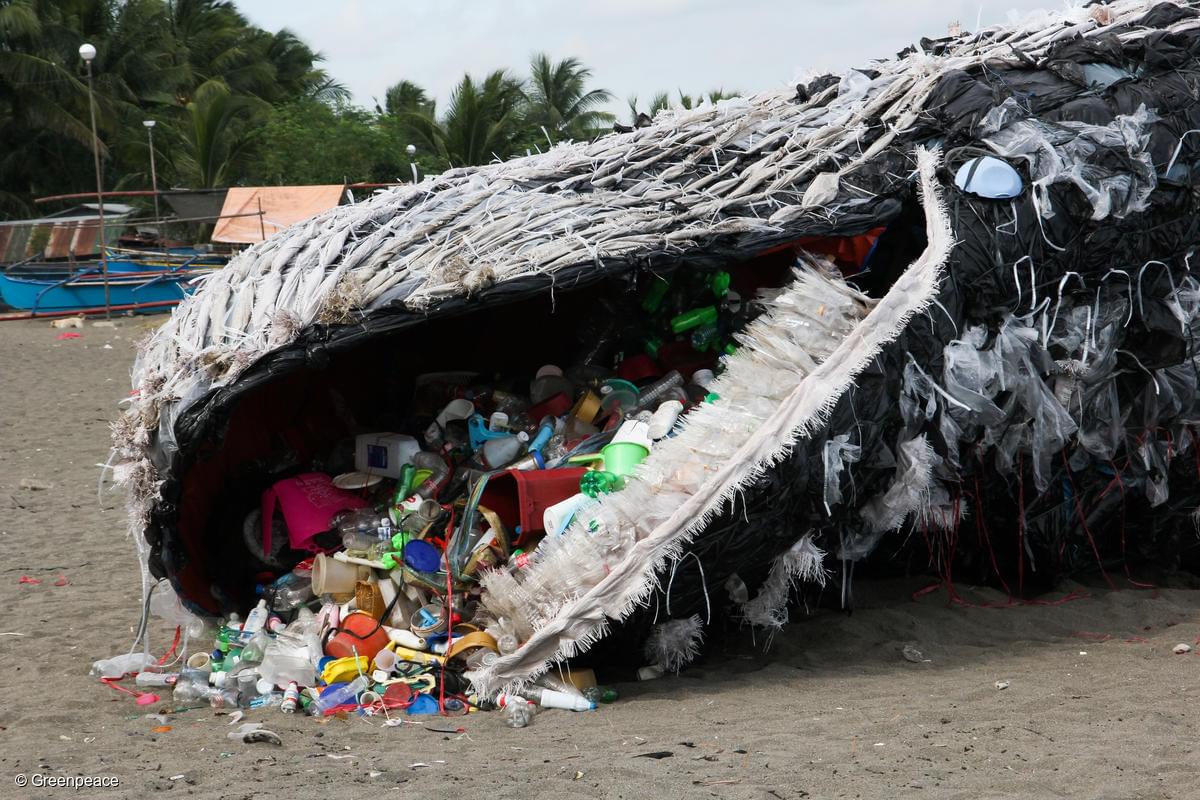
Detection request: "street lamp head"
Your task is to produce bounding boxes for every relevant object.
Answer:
[406,144,416,157]
[79,43,97,63]
[143,119,156,129]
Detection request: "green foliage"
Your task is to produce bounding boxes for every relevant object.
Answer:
[524,53,613,143]
[0,0,337,215]
[0,2,622,221]
[403,69,528,169]
[247,99,432,186]
[627,88,741,124]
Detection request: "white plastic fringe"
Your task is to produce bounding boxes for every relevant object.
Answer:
[471,146,953,695]
[740,533,828,638]
[644,615,705,673]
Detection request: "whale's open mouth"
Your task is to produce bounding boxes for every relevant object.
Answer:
[151,148,947,691]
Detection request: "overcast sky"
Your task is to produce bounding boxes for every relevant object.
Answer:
[239,1,1063,118]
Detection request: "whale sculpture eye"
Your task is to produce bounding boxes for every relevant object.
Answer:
[954,156,1024,199]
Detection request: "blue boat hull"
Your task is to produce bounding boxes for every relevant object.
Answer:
[0,272,197,314]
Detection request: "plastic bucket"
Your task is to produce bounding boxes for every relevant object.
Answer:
[325,610,391,661]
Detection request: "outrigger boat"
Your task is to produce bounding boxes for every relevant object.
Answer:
[0,262,209,318]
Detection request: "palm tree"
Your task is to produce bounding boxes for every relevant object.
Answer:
[625,92,670,126]
[403,70,526,168]
[382,79,433,117]
[524,53,612,143]
[677,88,740,109]
[174,78,264,188]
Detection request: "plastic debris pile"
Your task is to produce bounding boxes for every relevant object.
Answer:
[95,258,808,719]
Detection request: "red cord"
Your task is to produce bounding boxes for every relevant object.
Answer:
[1060,451,1116,590]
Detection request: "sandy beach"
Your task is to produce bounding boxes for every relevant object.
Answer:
[2,316,1198,800]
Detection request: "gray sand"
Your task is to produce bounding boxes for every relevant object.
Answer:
[1,318,1198,799]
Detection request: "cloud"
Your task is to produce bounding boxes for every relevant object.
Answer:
[238,0,1063,116]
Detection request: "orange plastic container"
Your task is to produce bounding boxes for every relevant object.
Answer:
[324,610,391,661]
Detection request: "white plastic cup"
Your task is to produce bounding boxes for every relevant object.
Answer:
[186,652,212,672]
[372,647,398,673]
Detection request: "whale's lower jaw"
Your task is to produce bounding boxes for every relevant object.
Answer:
[471,148,953,696]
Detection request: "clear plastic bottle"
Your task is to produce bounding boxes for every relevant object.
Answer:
[634,371,684,411]
[502,695,536,728]
[311,675,369,715]
[724,573,750,604]
[241,629,270,664]
[263,566,316,612]
[249,692,283,710]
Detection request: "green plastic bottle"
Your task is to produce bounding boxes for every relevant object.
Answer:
[711,271,731,298]
[671,306,718,334]
[641,277,671,313]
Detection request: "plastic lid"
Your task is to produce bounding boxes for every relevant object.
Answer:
[403,540,442,573]
[535,364,563,378]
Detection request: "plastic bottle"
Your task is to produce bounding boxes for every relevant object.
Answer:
[528,417,556,454]
[281,681,300,714]
[134,671,178,688]
[241,629,270,664]
[648,400,684,439]
[481,432,528,469]
[670,306,717,333]
[634,371,684,411]
[582,686,620,705]
[242,599,269,642]
[518,686,596,711]
[249,692,283,710]
[399,498,442,536]
[89,652,155,679]
[501,695,536,728]
[311,675,369,715]
[410,452,450,499]
[288,607,325,667]
[724,573,750,604]
[208,687,239,708]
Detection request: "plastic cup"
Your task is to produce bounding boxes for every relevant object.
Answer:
[312,553,364,597]
[600,441,650,478]
[372,647,398,673]
[186,652,211,671]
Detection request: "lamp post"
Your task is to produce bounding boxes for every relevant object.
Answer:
[143,119,161,230]
[406,143,418,184]
[80,42,110,318]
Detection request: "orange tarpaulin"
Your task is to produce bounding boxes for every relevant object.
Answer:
[211,185,344,244]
